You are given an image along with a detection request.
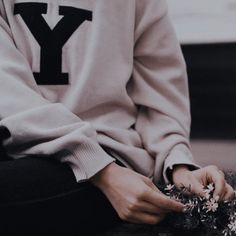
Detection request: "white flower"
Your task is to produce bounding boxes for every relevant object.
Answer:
[203,198,219,212]
[203,190,211,199]
[222,229,228,236]
[228,219,236,232]
[165,184,174,191]
[207,183,215,192]
[203,183,215,199]
[185,200,195,211]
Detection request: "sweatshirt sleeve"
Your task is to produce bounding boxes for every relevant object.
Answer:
[128,0,200,184]
[0,15,115,183]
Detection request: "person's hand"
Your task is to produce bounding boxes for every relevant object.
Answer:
[172,165,235,201]
[90,163,185,225]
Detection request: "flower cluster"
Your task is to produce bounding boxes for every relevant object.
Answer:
[162,182,236,236]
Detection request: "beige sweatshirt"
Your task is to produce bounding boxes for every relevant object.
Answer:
[0,0,198,184]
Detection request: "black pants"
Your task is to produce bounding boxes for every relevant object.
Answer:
[0,146,120,235]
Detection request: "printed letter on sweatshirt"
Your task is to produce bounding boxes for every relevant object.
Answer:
[14,3,93,85]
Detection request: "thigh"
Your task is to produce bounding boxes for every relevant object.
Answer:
[0,151,120,235]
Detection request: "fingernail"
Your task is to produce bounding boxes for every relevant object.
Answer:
[214,195,220,202]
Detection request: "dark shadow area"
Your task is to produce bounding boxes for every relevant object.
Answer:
[182,43,236,139]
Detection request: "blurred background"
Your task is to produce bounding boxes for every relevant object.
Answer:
[167,0,236,170]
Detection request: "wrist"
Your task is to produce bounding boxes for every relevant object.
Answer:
[89,162,119,188]
[173,164,190,173]
[171,164,191,184]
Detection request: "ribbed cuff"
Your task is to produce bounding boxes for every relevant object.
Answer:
[163,144,201,184]
[61,142,115,183]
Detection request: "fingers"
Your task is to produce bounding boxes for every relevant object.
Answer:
[203,166,236,201]
[205,166,226,199]
[213,176,226,200]
[127,212,166,225]
[142,176,161,193]
[133,201,169,214]
[144,189,185,213]
[222,183,235,201]
[139,177,182,213]
[185,178,205,198]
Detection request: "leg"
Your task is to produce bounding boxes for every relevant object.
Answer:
[0,147,120,235]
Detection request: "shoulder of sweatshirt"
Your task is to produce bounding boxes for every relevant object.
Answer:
[0,0,167,27]
[135,0,168,23]
[135,0,169,40]
[0,0,170,60]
